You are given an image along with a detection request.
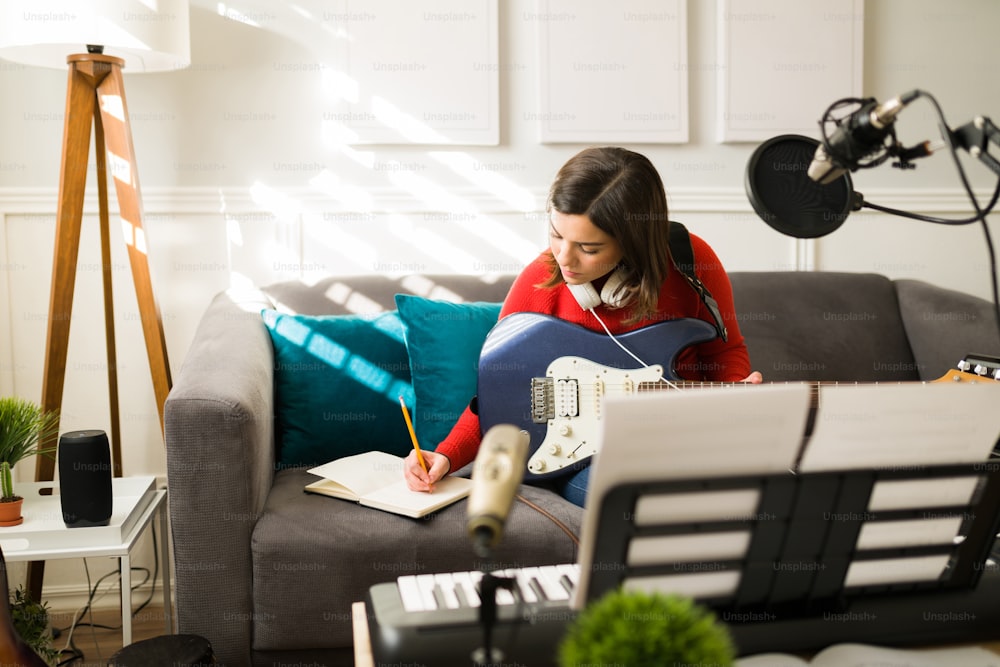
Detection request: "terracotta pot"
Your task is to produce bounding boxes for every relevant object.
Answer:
[0,497,23,527]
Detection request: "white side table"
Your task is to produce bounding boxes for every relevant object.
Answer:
[0,476,170,646]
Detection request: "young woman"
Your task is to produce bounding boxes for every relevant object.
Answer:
[404,146,762,506]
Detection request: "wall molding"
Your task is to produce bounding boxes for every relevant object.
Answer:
[0,185,992,217]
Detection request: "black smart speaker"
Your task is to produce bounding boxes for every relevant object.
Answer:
[58,430,113,528]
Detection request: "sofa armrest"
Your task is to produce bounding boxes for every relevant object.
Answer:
[164,287,276,665]
[895,279,1000,381]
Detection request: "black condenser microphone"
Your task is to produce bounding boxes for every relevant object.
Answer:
[808,90,920,184]
[466,424,529,558]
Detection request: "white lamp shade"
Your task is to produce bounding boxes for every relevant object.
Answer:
[0,0,190,72]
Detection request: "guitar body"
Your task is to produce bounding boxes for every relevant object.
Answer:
[477,312,718,481]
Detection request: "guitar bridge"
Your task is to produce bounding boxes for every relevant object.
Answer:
[530,378,554,424]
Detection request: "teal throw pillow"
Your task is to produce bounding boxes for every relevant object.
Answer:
[262,309,415,467]
[394,295,502,449]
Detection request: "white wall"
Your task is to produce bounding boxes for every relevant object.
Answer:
[1,0,998,605]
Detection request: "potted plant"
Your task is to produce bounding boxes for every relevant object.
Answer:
[0,397,59,527]
[8,586,58,666]
[558,589,736,667]
[0,545,57,666]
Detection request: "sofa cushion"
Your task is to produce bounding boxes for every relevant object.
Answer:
[395,295,502,448]
[262,309,414,467]
[251,468,582,651]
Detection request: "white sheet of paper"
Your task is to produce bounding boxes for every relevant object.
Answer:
[799,383,1000,472]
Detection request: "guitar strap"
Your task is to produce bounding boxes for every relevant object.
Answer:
[668,221,729,342]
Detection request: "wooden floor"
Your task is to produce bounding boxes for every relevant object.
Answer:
[47,604,168,666]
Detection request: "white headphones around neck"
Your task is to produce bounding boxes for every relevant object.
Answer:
[565,268,630,310]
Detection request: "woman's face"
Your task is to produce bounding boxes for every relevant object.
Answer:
[548,210,624,285]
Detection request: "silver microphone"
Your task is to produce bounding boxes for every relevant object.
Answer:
[808,91,918,185]
[466,424,529,558]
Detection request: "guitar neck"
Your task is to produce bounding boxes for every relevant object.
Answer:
[640,367,993,401]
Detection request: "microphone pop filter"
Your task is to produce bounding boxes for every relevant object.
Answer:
[745,134,857,239]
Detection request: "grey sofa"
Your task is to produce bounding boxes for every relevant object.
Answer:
[164,271,999,666]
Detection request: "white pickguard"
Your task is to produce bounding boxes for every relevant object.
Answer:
[525,356,664,476]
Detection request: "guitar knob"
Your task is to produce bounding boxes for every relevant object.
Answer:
[548,443,561,456]
[558,424,572,436]
[533,459,546,471]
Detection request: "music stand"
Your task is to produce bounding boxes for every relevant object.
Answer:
[574,383,1000,653]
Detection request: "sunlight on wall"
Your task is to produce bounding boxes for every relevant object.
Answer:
[429,151,535,213]
[310,170,374,211]
[249,181,302,223]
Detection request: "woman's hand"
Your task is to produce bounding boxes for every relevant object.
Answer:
[404,449,451,492]
[741,371,764,384]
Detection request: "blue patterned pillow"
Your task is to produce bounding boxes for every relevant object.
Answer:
[262,309,414,467]
[394,295,502,449]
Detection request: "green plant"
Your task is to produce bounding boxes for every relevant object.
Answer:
[558,589,735,667]
[9,586,58,666]
[0,397,59,501]
[0,462,14,502]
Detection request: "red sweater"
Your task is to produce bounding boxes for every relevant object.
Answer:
[435,232,752,473]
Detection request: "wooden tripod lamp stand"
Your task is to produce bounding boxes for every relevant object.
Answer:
[0,0,190,597]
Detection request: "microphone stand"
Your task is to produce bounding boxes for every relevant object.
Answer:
[471,527,517,667]
[952,116,1000,178]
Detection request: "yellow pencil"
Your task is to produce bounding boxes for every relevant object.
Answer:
[399,396,430,478]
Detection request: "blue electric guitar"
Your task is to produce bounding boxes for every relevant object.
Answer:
[476,312,719,481]
[476,312,1000,481]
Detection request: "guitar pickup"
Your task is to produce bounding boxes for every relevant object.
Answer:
[553,378,580,418]
[530,378,554,424]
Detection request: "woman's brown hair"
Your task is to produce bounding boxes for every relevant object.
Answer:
[540,146,673,321]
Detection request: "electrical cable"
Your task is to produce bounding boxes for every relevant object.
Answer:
[586,307,684,391]
[820,90,1000,341]
[53,519,160,665]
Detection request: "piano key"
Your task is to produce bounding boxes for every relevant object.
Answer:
[415,574,439,611]
[534,565,571,601]
[397,575,426,613]
[453,571,481,608]
[557,563,580,590]
[434,573,462,610]
[493,574,517,606]
[511,568,539,604]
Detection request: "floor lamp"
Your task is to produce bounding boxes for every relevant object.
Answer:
[0,0,190,600]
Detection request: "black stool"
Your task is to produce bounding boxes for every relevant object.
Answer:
[108,634,215,666]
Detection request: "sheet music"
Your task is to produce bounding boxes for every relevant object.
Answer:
[799,383,1000,472]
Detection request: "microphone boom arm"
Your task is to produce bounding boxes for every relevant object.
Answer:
[953,116,1000,178]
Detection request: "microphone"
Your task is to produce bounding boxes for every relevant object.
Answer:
[466,424,529,558]
[808,90,919,184]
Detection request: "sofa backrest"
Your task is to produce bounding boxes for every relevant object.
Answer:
[729,271,920,383]
[262,274,515,315]
[262,271,953,385]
